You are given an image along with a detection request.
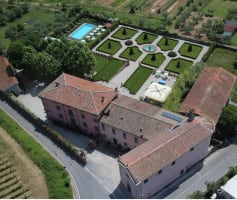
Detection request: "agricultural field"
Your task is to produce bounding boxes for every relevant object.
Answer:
[0,127,48,199]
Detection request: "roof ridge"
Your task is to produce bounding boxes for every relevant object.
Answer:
[90,91,99,115]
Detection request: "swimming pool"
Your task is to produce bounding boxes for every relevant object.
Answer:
[69,23,96,40]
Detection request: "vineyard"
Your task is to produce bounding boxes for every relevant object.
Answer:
[0,154,31,199]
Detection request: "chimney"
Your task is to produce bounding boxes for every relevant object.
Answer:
[101,96,105,103]
[187,109,195,122]
[55,81,60,87]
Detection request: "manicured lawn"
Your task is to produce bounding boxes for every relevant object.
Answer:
[96,39,122,55]
[231,81,237,103]
[203,0,237,18]
[179,43,202,59]
[119,46,142,61]
[0,7,55,49]
[206,48,237,75]
[112,27,137,40]
[157,37,179,51]
[166,58,193,74]
[93,55,124,81]
[0,108,72,198]
[123,67,152,94]
[230,32,237,47]
[141,53,165,68]
[135,32,157,45]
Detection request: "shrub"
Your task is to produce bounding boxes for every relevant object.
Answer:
[168,51,177,57]
[125,40,133,46]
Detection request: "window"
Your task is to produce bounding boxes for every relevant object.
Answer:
[172,161,176,166]
[93,118,97,123]
[59,114,63,119]
[144,179,148,184]
[124,142,127,146]
[134,137,138,143]
[112,128,116,134]
[56,105,61,110]
[81,114,85,119]
[101,124,105,131]
[103,134,106,138]
[94,126,100,132]
[123,132,127,139]
[83,122,87,128]
[190,147,194,151]
[158,169,162,175]
[68,109,73,116]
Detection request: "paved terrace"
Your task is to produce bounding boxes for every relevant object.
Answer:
[92,25,209,100]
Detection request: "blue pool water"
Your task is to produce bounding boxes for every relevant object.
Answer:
[69,23,96,40]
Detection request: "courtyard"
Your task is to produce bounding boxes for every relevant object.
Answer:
[92,25,209,100]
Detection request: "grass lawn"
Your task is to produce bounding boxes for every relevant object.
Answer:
[179,43,202,59]
[135,32,157,45]
[0,7,55,49]
[231,81,237,103]
[93,55,124,81]
[112,27,137,40]
[166,58,193,74]
[0,108,72,198]
[119,46,142,61]
[206,48,237,75]
[203,0,237,18]
[123,66,152,94]
[230,32,237,47]
[157,37,179,51]
[141,53,165,68]
[96,39,122,55]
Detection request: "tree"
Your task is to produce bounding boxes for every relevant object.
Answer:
[143,33,148,41]
[61,3,67,12]
[7,10,16,22]
[151,54,156,61]
[176,61,180,68]
[107,41,112,49]
[7,40,25,68]
[122,28,127,35]
[129,6,135,14]
[20,3,29,14]
[129,47,134,55]
[164,37,169,46]
[216,105,237,138]
[5,25,17,41]
[46,38,95,77]
[188,44,193,52]
[0,14,7,26]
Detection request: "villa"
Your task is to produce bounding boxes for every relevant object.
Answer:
[38,67,236,198]
[39,73,118,136]
[0,56,21,96]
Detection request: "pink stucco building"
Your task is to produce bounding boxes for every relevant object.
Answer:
[39,73,118,135]
[118,116,214,198]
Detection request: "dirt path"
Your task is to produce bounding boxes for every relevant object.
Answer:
[0,127,48,198]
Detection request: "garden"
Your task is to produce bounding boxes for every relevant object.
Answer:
[123,66,153,94]
[141,53,165,68]
[135,32,157,45]
[93,55,125,81]
[157,37,179,51]
[96,39,122,55]
[179,43,202,59]
[166,58,193,74]
[119,46,142,61]
[112,27,137,40]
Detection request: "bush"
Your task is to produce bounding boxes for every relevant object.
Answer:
[168,51,177,57]
[202,42,216,62]
[125,40,133,46]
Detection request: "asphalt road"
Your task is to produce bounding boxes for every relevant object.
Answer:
[0,98,117,199]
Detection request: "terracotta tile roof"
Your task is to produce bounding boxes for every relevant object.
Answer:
[101,95,185,140]
[119,117,214,182]
[0,56,19,92]
[39,73,117,115]
[179,67,236,125]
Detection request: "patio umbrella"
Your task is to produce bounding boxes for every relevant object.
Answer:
[96,32,101,36]
[81,40,86,43]
[101,28,106,32]
[96,27,100,31]
[93,29,97,33]
[85,35,90,39]
[98,25,103,28]
[89,32,95,36]
[91,37,96,40]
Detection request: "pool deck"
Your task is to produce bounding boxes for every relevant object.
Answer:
[92,25,209,100]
